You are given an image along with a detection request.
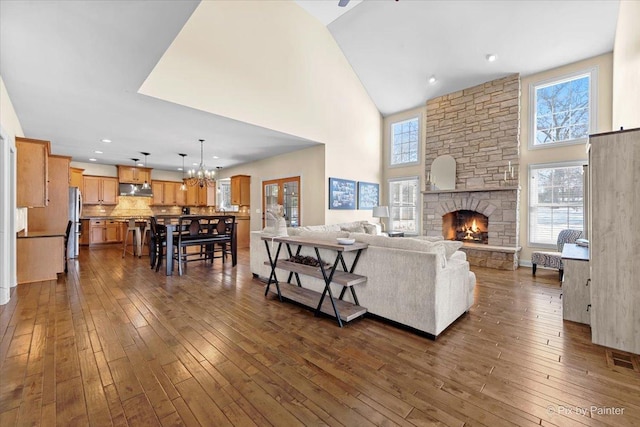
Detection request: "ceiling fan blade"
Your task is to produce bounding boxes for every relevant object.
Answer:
[338,0,350,7]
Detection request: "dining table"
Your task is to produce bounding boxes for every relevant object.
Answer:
[159,215,237,276]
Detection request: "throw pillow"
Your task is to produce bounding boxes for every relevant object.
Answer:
[363,223,379,235]
[340,223,366,233]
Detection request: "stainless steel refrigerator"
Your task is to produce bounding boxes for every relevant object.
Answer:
[68,187,82,258]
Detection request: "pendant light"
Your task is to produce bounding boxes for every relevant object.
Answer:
[129,158,139,194]
[179,153,187,191]
[140,152,150,189]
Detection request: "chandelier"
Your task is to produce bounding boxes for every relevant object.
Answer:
[186,139,215,188]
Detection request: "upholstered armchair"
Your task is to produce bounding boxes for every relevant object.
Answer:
[531,229,583,281]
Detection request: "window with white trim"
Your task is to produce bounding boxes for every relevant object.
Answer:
[390,117,419,165]
[530,68,597,148]
[529,162,584,247]
[388,177,419,233]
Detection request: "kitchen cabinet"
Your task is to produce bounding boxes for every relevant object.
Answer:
[80,219,90,246]
[89,219,121,244]
[17,234,64,284]
[152,181,185,206]
[28,155,71,233]
[231,175,250,206]
[185,184,215,207]
[235,217,250,249]
[16,137,50,207]
[70,167,84,191]
[83,176,118,205]
[117,165,152,185]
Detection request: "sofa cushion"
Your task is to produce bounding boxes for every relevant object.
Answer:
[350,233,462,260]
[340,223,366,233]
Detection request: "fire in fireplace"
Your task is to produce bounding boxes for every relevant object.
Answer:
[442,210,489,244]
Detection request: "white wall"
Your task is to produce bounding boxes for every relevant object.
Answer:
[139,1,382,226]
[0,75,25,305]
[612,0,640,130]
[217,145,330,231]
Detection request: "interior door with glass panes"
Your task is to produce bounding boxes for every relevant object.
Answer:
[262,176,300,227]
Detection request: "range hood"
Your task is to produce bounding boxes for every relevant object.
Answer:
[119,183,153,197]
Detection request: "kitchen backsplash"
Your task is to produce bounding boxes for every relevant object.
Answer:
[81,197,248,218]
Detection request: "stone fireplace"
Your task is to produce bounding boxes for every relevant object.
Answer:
[423,74,522,270]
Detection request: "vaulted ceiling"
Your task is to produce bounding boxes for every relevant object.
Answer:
[0,0,619,171]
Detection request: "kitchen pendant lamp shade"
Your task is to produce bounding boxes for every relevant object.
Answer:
[140,152,150,189]
[179,153,187,191]
[186,139,215,188]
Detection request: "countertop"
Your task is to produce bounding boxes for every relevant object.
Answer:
[82,213,250,220]
[17,230,65,238]
[561,243,589,261]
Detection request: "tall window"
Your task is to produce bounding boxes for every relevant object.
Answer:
[388,177,419,233]
[391,117,419,165]
[529,162,584,247]
[530,68,596,148]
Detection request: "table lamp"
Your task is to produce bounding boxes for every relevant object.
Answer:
[372,206,390,232]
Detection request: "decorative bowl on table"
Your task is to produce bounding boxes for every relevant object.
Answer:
[336,238,356,245]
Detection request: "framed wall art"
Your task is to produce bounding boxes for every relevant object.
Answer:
[328,178,356,210]
[357,181,379,210]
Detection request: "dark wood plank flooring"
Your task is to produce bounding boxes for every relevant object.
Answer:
[1,245,639,426]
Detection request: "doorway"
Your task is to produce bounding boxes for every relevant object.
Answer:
[262,176,300,227]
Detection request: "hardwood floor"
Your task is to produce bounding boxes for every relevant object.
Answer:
[1,245,639,426]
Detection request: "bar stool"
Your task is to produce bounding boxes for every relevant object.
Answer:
[122,218,138,257]
[139,220,150,258]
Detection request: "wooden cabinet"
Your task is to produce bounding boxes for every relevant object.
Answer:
[80,219,90,246]
[151,181,185,206]
[16,137,50,207]
[235,217,250,249]
[28,155,71,233]
[185,184,215,207]
[561,244,590,325]
[17,235,64,284]
[117,165,151,185]
[83,176,118,205]
[70,167,84,190]
[89,219,121,244]
[231,175,250,206]
[589,128,640,354]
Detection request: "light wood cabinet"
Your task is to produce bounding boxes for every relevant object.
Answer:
[589,128,640,354]
[561,244,590,325]
[83,176,118,205]
[152,181,185,206]
[117,165,151,185]
[28,155,71,233]
[80,219,90,246]
[17,235,64,284]
[185,184,215,207]
[16,137,50,207]
[231,175,250,206]
[236,217,250,249]
[89,219,121,244]
[70,167,84,194]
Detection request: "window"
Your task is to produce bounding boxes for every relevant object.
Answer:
[391,117,419,165]
[216,179,238,212]
[529,162,584,247]
[388,177,419,233]
[262,176,300,227]
[530,68,597,148]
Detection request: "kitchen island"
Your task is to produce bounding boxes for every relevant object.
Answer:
[17,230,65,284]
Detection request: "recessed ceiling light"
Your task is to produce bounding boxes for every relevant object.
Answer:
[89,158,97,162]
[177,167,183,171]
[192,162,198,166]
[100,139,111,143]
[94,150,103,154]
[486,54,497,62]
[137,163,144,167]
[428,75,437,84]
[212,155,219,159]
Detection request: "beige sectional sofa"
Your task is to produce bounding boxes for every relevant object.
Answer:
[250,221,476,338]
